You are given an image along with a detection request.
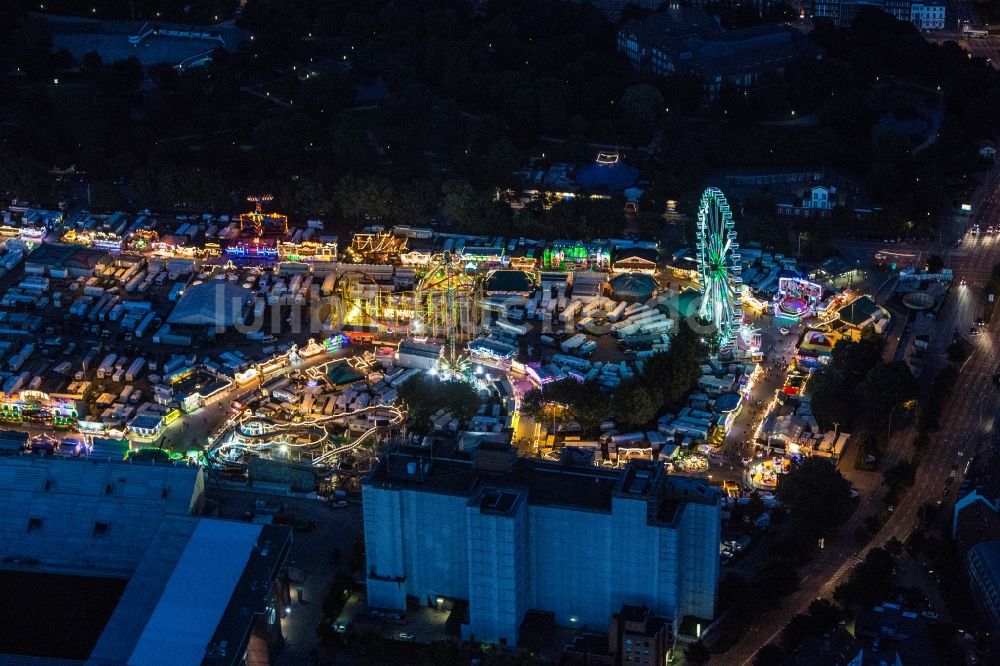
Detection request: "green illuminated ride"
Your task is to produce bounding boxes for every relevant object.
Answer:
[696,187,744,352]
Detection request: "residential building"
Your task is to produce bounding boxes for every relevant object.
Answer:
[852,602,942,665]
[811,0,945,28]
[0,455,203,576]
[608,604,672,666]
[617,8,721,73]
[910,1,946,29]
[618,12,820,101]
[952,454,1000,550]
[966,540,1000,634]
[89,520,292,666]
[563,604,673,665]
[362,445,722,647]
[572,0,662,20]
[776,183,880,218]
[690,24,820,101]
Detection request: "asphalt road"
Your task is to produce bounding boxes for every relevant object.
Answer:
[718,162,1000,664]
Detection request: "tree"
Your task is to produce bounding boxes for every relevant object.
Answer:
[856,361,919,429]
[397,375,481,432]
[334,175,394,222]
[441,179,485,232]
[926,254,944,274]
[95,56,143,97]
[393,180,437,223]
[644,322,707,406]
[684,640,711,665]
[884,459,917,490]
[781,599,844,651]
[834,547,895,608]
[830,332,882,384]
[754,644,786,666]
[777,458,854,535]
[521,379,613,433]
[807,365,851,430]
[612,379,659,428]
[80,51,103,75]
[620,83,664,133]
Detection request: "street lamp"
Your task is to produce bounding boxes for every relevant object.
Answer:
[887,400,918,442]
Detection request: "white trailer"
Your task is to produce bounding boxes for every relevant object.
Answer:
[495,320,528,337]
[559,300,582,323]
[318,272,336,297]
[560,333,587,352]
[607,301,627,322]
[96,353,117,380]
[134,311,156,338]
[125,357,145,382]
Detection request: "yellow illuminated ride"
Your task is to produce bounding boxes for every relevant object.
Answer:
[332,253,483,346]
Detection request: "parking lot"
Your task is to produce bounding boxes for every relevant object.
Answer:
[206,487,363,665]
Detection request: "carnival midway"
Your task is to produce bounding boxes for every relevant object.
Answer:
[0,184,896,506]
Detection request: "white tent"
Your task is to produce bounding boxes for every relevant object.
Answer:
[167,281,251,327]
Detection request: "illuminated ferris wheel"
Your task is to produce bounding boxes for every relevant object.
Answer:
[696,187,744,352]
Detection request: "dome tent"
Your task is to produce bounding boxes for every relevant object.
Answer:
[610,273,658,302]
[574,152,639,192]
[167,281,252,328]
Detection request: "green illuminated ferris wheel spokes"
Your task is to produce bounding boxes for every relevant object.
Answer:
[696,187,743,350]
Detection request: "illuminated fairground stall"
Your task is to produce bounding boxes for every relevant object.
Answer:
[773,276,823,320]
[541,241,612,271]
[345,231,408,264]
[122,229,159,255]
[61,228,123,251]
[0,390,78,429]
[278,238,338,263]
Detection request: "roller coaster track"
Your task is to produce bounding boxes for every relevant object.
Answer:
[208,404,404,468]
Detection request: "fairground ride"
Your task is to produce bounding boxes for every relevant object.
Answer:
[207,404,405,470]
[240,194,288,237]
[332,253,483,357]
[696,187,759,356]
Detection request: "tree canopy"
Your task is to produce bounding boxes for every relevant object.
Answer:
[833,546,896,608]
[397,374,481,432]
[777,457,855,535]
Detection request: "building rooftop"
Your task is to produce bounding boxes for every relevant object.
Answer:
[485,269,535,293]
[89,518,291,666]
[0,455,202,577]
[575,155,640,192]
[366,446,720,519]
[325,360,365,387]
[26,242,110,271]
[837,295,882,327]
[687,25,805,79]
[612,246,659,264]
[621,8,720,49]
[610,273,658,300]
[167,281,252,327]
[398,340,444,359]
